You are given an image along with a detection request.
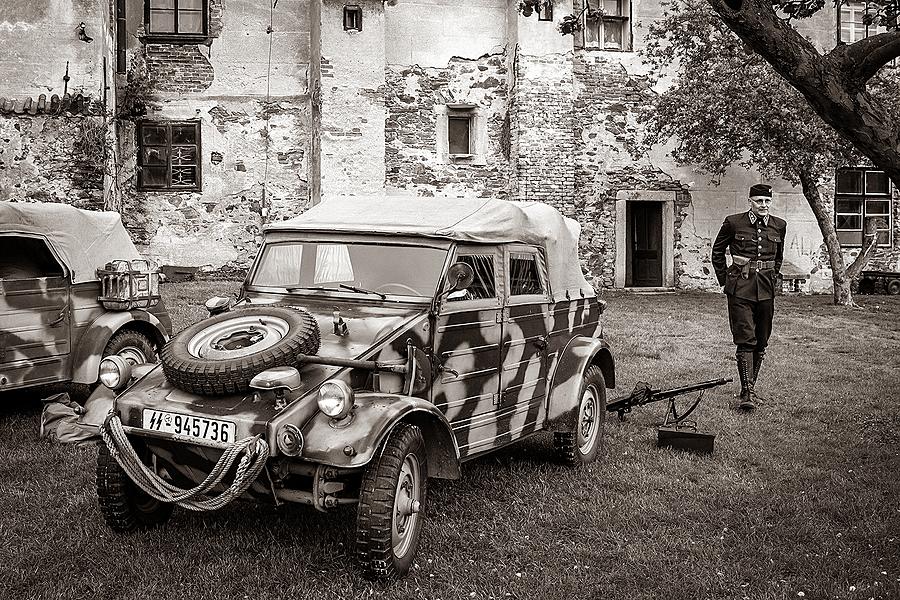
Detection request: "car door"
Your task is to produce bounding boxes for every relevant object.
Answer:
[0,235,71,390]
[498,245,551,440]
[431,245,504,459]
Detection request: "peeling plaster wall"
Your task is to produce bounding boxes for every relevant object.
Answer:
[0,0,110,210]
[117,0,312,270]
[384,56,509,198]
[0,0,107,98]
[385,0,507,68]
[318,0,386,198]
[0,115,105,208]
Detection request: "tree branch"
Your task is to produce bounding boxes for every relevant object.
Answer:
[832,30,900,87]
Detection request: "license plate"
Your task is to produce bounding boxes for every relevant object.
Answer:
[141,409,236,444]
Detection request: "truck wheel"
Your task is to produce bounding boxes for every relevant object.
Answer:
[888,279,900,295]
[554,365,606,466]
[355,423,428,580]
[104,330,157,365]
[96,442,173,532]
[159,306,320,395]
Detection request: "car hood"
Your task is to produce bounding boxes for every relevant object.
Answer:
[114,299,429,439]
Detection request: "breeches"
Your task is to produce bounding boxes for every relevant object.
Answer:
[726,295,774,353]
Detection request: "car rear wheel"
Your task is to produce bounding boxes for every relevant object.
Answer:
[355,423,428,581]
[554,365,606,466]
[96,442,173,532]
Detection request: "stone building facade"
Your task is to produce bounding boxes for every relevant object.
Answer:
[0,0,898,291]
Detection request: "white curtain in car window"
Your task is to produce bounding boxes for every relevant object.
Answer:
[314,244,354,283]
[255,244,303,286]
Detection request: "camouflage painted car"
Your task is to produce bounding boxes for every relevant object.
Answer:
[0,202,171,396]
[94,196,615,580]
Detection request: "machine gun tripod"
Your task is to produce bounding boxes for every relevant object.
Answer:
[607,377,732,453]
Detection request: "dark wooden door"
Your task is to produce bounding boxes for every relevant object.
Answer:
[628,202,663,287]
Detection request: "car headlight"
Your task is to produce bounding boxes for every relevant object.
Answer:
[99,355,132,391]
[317,380,354,419]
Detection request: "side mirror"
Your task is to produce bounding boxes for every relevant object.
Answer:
[444,262,474,295]
[205,296,232,316]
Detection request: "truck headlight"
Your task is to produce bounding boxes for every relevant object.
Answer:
[99,355,132,391]
[317,380,354,419]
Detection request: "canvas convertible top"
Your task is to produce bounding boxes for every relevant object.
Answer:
[266,195,595,301]
[0,201,141,284]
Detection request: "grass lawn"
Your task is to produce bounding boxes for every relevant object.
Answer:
[1,283,898,600]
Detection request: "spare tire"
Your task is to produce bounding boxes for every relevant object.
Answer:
[160,307,320,395]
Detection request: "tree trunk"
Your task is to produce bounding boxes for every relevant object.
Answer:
[798,171,878,305]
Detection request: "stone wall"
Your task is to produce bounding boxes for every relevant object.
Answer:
[0,114,106,209]
[513,52,576,207]
[572,51,687,288]
[384,54,509,198]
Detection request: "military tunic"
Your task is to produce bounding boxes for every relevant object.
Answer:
[712,211,787,352]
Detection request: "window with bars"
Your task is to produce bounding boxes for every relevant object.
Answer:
[583,0,631,51]
[538,1,554,21]
[447,254,497,301]
[834,168,893,247]
[138,121,202,191]
[145,0,207,38]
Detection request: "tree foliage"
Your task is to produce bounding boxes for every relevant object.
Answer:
[641,0,899,305]
[702,0,900,187]
[640,0,862,183]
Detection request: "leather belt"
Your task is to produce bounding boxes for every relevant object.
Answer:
[739,260,776,278]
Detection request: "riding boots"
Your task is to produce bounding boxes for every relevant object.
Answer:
[736,351,757,411]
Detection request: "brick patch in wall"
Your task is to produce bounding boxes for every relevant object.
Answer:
[146,44,214,93]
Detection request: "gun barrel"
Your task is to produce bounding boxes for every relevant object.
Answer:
[606,377,732,413]
[652,377,732,401]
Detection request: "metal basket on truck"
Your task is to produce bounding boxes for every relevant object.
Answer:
[97,259,161,311]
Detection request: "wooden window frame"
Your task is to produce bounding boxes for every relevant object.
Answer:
[447,113,473,157]
[834,167,893,247]
[144,0,209,43]
[538,2,554,21]
[343,5,362,31]
[581,0,632,51]
[137,121,202,192]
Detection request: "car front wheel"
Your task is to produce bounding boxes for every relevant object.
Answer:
[104,329,157,365]
[355,423,428,580]
[96,442,173,532]
[554,364,606,466]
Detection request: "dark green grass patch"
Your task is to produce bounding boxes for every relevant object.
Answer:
[1,287,898,599]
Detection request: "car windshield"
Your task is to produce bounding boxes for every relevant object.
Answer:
[250,241,448,298]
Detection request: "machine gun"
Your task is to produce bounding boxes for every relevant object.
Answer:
[607,377,732,454]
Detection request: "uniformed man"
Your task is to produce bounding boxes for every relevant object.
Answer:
[712,183,787,411]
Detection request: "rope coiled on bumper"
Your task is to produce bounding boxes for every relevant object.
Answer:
[100,412,269,512]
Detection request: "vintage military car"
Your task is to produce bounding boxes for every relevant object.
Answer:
[95,196,615,580]
[0,202,171,396]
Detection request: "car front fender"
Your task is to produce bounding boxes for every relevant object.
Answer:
[546,336,615,430]
[71,310,170,384]
[292,393,461,479]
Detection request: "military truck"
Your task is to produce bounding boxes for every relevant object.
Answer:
[0,202,171,395]
[92,196,614,580]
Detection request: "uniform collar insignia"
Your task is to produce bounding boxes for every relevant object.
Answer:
[748,211,770,227]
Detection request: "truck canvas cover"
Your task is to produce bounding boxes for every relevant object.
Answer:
[0,201,141,284]
[266,195,595,301]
